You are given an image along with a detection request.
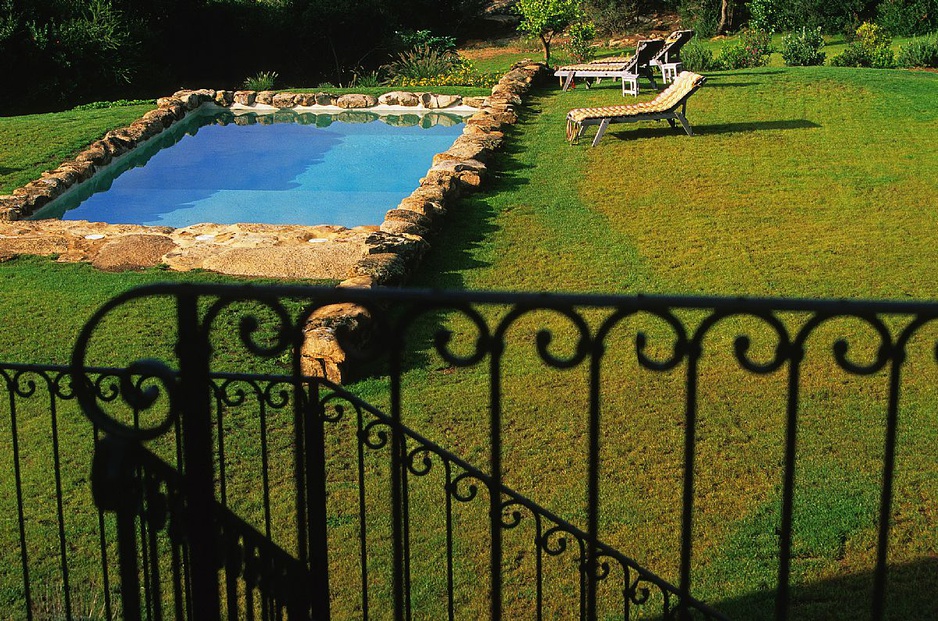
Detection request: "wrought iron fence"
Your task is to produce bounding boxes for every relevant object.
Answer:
[1,283,936,619]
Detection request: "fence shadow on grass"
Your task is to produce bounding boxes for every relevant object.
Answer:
[712,556,938,620]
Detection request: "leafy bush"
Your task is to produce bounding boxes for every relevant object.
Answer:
[397,29,457,53]
[831,22,895,67]
[878,0,938,36]
[748,0,791,32]
[782,26,826,65]
[582,0,640,34]
[896,31,938,66]
[679,0,719,37]
[717,28,773,69]
[680,39,719,71]
[243,71,278,91]
[564,20,598,62]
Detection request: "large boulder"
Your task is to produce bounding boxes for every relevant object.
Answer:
[336,93,377,109]
[315,92,337,106]
[272,92,297,108]
[378,91,420,106]
[255,91,276,105]
[420,93,461,109]
[91,234,177,271]
[300,303,374,383]
[293,92,317,106]
[233,90,256,106]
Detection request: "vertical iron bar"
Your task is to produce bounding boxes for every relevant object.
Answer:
[775,348,803,620]
[586,341,603,620]
[260,401,272,539]
[356,406,370,620]
[145,483,164,621]
[444,462,455,621]
[176,292,221,620]
[7,385,33,620]
[49,393,73,620]
[535,516,544,621]
[402,435,413,621]
[872,352,903,620]
[93,425,113,621]
[489,340,504,620]
[305,378,331,619]
[678,343,702,614]
[390,334,406,621]
[216,391,228,509]
[117,502,143,621]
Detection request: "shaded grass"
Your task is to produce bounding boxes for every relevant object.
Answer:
[0,105,153,194]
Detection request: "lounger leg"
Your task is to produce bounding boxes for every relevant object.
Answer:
[563,73,575,91]
[591,119,610,147]
[675,112,693,136]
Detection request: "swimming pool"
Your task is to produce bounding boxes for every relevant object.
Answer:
[32,109,466,228]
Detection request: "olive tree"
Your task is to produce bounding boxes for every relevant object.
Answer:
[516,0,582,66]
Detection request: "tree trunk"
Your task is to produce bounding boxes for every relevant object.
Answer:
[541,33,552,66]
[717,0,734,34]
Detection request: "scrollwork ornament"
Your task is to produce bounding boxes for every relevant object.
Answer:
[407,445,436,477]
[431,305,491,368]
[215,379,248,408]
[448,471,479,503]
[263,379,294,410]
[9,369,38,399]
[320,391,358,424]
[627,574,652,606]
[359,419,390,450]
[499,499,526,530]
[203,295,294,359]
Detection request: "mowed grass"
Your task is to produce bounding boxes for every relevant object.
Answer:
[0,66,936,618]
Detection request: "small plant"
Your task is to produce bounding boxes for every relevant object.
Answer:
[564,19,598,63]
[680,39,719,71]
[351,69,384,88]
[243,70,278,91]
[896,31,938,67]
[782,26,826,66]
[831,22,895,68]
[717,28,772,69]
[386,45,463,80]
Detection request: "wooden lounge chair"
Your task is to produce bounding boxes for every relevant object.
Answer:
[649,30,695,84]
[554,38,665,96]
[565,71,707,146]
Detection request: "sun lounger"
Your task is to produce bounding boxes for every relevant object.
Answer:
[565,71,707,146]
[554,38,666,96]
[649,30,695,84]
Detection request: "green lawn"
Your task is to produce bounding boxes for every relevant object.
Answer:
[0,65,936,618]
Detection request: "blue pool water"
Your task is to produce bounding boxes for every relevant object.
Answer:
[35,110,465,228]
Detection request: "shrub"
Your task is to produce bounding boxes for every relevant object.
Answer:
[680,39,719,71]
[782,26,826,65]
[397,29,457,53]
[878,0,938,36]
[564,20,598,62]
[747,0,788,33]
[896,31,938,66]
[831,22,895,67]
[717,28,772,69]
[243,71,278,91]
[386,45,463,80]
[679,0,720,38]
[582,0,640,34]
[385,53,498,88]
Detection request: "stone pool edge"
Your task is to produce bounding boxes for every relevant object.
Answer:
[0,60,549,381]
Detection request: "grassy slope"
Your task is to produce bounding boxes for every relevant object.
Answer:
[351,66,938,618]
[0,65,936,618]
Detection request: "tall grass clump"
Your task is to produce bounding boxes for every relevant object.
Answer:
[243,70,278,91]
[896,31,938,67]
[782,26,826,66]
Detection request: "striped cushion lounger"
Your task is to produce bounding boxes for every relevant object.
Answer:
[565,71,707,146]
[554,38,666,96]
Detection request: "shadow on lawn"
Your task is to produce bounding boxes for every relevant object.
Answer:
[709,556,938,620]
[602,119,819,142]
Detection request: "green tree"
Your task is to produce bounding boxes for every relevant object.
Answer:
[516,0,583,66]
